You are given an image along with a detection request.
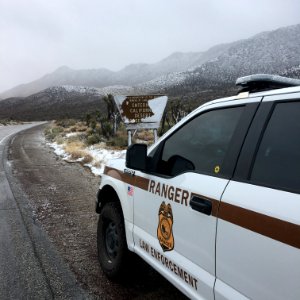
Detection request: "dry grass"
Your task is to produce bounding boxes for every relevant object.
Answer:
[76,124,89,132]
[64,141,85,160]
[44,125,64,141]
[63,140,93,164]
[90,142,107,150]
[93,160,102,168]
[137,130,154,141]
[64,141,85,152]
[63,123,88,134]
[67,134,86,143]
[69,150,86,160]
[86,128,94,135]
[55,137,65,145]
[81,154,93,164]
[45,121,99,168]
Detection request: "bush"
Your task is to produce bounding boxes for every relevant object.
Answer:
[55,137,65,145]
[68,150,86,160]
[55,119,77,128]
[86,128,94,135]
[109,135,128,148]
[0,119,9,125]
[137,130,154,142]
[101,121,113,138]
[44,125,64,141]
[67,133,86,144]
[81,154,93,164]
[87,133,101,145]
[74,123,88,132]
[64,141,86,159]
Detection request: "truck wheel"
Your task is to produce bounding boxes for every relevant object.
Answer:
[97,201,130,280]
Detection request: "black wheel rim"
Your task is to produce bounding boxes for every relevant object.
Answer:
[105,221,119,261]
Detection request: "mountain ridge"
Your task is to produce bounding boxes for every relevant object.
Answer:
[0,27,274,99]
[1,23,300,120]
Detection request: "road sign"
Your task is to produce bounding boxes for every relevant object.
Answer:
[114,95,168,129]
[113,95,168,145]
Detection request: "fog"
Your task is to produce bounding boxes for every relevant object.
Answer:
[0,0,299,92]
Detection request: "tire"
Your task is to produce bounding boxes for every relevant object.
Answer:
[97,201,130,280]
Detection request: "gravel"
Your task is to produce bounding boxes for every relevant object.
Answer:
[8,124,187,300]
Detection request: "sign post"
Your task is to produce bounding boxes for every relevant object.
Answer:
[127,129,132,146]
[114,95,168,146]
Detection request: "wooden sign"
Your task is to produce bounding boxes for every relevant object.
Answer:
[114,95,168,129]
[121,95,155,122]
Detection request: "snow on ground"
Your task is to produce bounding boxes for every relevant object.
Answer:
[86,146,126,176]
[65,132,81,138]
[49,142,68,158]
[48,142,125,176]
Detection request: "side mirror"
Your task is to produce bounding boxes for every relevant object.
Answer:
[126,143,147,171]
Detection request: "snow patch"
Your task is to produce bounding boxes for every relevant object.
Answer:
[48,142,125,176]
[65,132,80,138]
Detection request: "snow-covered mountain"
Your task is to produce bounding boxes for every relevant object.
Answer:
[0,66,116,99]
[138,24,300,94]
[0,84,138,120]
[0,52,206,99]
[0,86,101,120]
[1,23,300,120]
[2,24,300,101]
[0,35,247,99]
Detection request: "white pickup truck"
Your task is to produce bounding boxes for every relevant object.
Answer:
[96,74,300,300]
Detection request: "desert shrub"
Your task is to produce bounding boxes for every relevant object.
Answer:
[63,140,94,162]
[86,128,94,135]
[55,137,65,144]
[109,135,128,148]
[0,119,9,125]
[137,130,154,142]
[67,133,86,144]
[64,141,85,153]
[87,133,101,145]
[55,119,77,128]
[74,123,88,132]
[90,119,97,130]
[100,121,113,138]
[95,123,101,133]
[93,160,102,168]
[69,126,78,132]
[44,126,64,141]
[44,126,52,137]
[68,150,86,160]
[81,154,93,164]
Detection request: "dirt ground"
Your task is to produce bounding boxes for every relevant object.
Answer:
[8,124,187,300]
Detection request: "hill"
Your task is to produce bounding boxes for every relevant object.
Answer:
[1,24,300,120]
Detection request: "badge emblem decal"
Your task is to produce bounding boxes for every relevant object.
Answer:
[157,201,174,252]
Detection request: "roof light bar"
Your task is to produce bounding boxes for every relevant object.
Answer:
[236,74,300,93]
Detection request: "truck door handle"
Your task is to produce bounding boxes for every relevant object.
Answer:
[190,196,212,215]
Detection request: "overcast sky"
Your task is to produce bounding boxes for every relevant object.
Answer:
[0,0,300,92]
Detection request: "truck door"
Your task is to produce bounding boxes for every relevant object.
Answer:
[215,95,300,300]
[132,98,261,299]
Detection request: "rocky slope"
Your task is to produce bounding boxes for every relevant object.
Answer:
[0,87,104,120]
[140,24,300,94]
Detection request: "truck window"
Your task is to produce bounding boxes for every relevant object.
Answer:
[250,101,300,193]
[155,106,244,177]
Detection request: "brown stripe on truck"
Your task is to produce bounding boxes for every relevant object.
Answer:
[103,166,149,190]
[218,201,300,249]
[103,166,300,249]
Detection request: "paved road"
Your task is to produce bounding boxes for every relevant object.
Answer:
[0,123,87,300]
[1,124,187,299]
